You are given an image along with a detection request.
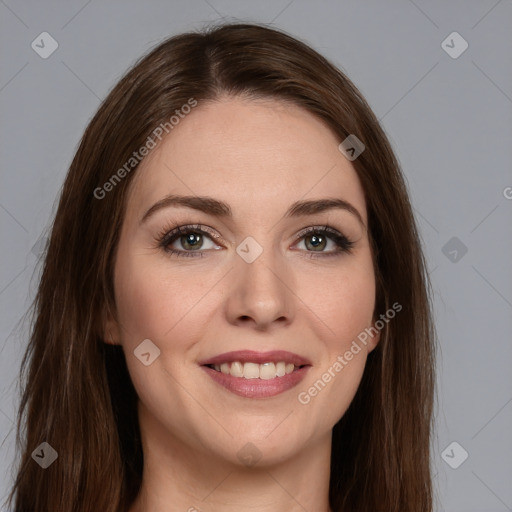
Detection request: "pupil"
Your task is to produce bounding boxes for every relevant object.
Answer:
[308,234,325,250]
[185,233,201,248]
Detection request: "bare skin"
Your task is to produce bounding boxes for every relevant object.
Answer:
[104,96,380,512]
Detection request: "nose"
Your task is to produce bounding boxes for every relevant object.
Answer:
[224,247,295,331]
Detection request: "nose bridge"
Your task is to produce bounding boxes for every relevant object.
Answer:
[226,235,294,328]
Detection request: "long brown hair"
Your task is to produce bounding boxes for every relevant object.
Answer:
[8,22,436,511]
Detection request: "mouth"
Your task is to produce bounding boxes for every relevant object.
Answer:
[199,350,311,399]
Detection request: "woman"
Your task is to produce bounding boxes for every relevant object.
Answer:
[9,22,435,512]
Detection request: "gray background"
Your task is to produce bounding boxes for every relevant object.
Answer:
[1,1,511,510]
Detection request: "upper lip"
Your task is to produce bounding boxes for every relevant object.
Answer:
[199,350,312,367]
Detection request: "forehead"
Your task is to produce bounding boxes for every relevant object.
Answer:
[126,97,367,224]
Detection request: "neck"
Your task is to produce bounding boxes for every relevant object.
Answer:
[128,404,333,512]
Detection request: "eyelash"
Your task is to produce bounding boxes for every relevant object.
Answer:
[155,223,355,259]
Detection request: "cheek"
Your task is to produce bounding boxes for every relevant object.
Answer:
[297,254,376,345]
[113,253,209,414]
[294,254,376,425]
[113,250,209,348]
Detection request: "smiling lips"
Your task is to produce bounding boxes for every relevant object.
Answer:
[199,350,311,399]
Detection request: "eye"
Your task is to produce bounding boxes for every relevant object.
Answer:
[293,226,354,258]
[157,224,222,258]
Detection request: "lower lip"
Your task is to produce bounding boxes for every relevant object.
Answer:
[201,365,310,399]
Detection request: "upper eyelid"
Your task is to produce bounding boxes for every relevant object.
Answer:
[294,225,345,238]
[163,224,221,240]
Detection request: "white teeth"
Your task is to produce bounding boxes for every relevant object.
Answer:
[230,361,244,377]
[211,361,300,379]
[243,362,260,379]
[259,362,276,380]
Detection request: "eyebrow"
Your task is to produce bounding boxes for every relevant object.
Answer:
[140,194,365,227]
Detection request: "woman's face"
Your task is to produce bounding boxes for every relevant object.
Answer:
[106,96,379,467]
